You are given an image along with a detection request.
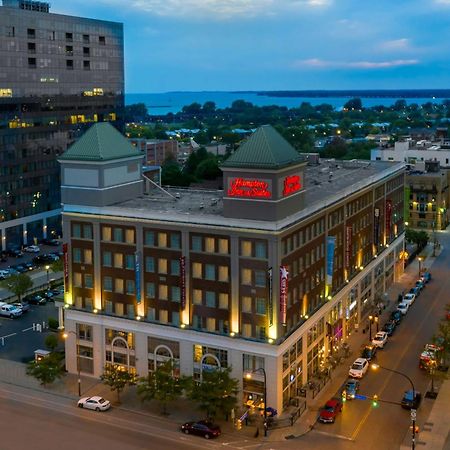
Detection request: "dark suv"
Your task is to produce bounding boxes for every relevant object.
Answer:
[390,310,402,325]
[361,344,377,361]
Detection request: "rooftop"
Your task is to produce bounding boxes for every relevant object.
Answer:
[66,159,403,232]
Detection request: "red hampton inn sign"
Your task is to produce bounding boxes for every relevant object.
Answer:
[228,177,271,198]
[283,175,301,197]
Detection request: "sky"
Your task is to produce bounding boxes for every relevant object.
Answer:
[52,0,450,93]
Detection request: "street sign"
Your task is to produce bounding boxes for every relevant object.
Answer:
[411,409,417,420]
[354,394,367,400]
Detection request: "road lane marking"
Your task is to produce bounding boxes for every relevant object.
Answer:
[313,429,353,441]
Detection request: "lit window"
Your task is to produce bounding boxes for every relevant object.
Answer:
[114,253,123,268]
[159,310,168,324]
[205,237,215,253]
[241,241,252,257]
[218,238,229,254]
[207,318,216,332]
[158,232,167,248]
[159,284,168,300]
[125,229,135,244]
[193,289,202,305]
[241,268,252,285]
[192,262,202,278]
[73,272,82,287]
[242,296,252,313]
[158,258,168,274]
[115,278,124,294]
[84,249,92,264]
[0,89,12,98]
[219,293,229,309]
[102,227,112,241]
[218,265,229,282]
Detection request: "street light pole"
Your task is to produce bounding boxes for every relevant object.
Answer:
[417,257,422,279]
[45,264,50,290]
[63,330,81,397]
[371,364,416,450]
[246,368,268,437]
[368,315,373,341]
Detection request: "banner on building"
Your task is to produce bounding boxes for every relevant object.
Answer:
[326,236,336,287]
[374,207,380,246]
[63,243,69,292]
[135,251,141,304]
[280,266,289,326]
[345,226,352,268]
[180,256,186,309]
[268,267,273,326]
[386,199,393,239]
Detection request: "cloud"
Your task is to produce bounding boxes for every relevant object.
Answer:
[98,0,332,19]
[435,0,450,4]
[379,38,410,51]
[293,58,419,69]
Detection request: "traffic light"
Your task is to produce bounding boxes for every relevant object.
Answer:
[372,394,379,407]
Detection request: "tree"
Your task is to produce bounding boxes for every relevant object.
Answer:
[186,367,238,420]
[50,258,63,274]
[44,334,59,352]
[124,103,149,123]
[137,360,185,415]
[26,353,65,386]
[100,364,137,402]
[344,98,363,111]
[195,157,221,180]
[405,229,429,250]
[0,273,33,302]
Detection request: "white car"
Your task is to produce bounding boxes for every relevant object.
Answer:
[77,396,111,412]
[372,331,388,349]
[397,302,409,315]
[349,358,369,378]
[403,293,415,305]
[24,245,40,253]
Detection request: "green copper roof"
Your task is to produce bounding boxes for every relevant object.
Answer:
[59,122,142,162]
[221,125,305,170]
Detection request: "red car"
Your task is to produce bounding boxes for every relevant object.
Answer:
[318,398,343,423]
[181,420,221,439]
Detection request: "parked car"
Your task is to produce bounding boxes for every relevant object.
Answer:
[382,321,396,336]
[401,390,422,409]
[77,396,111,412]
[423,271,431,283]
[13,301,30,312]
[397,302,410,315]
[403,293,416,306]
[361,344,377,361]
[24,294,46,305]
[415,279,425,290]
[343,379,360,400]
[23,262,36,271]
[33,254,55,265]
[419,344,443,369]
[0,302,22,318]
[318,398,343,423]
[42,289,62,301]
[41,238,59,246]
[24,245,40,253]
[11,264,27,273]
[349,358,369,379]
[0,269,10,280]
[390,310,403,324]
[372,331,388,349]
[6,248,23,258]
[181,420,221,439]
[409,287,420,297]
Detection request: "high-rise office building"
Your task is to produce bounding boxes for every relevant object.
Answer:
[0,0,124,249]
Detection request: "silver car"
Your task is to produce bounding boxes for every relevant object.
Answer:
[77,396,111,412]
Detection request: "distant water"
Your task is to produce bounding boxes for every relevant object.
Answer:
[126,91,448,116]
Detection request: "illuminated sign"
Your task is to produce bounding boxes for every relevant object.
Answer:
[283,175,301,196]
[135,251,141,304]
[374,207,380,246]
[63,243,69,292]
[280,266,289,326]
[386,199,392,239]
[180,256,186,309]
[268,267,273,326]
[345,225,352,268]
[228,178,271,198]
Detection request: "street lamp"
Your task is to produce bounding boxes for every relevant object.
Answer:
[45,264,50,289]
[368,315,374,341]
[374,315,379,333]
[245,368,268,436]
[63,330,81,397]
[417,256,423,279]
[371,364,417,450]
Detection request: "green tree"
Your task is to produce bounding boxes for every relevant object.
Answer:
[344,98,363,111]
[50,258,63,273]
[100,364,137,402]
[0,273,33,302]
[137,360,185,415]
[26,353,65,386]
[124,103,149,123]
[186,367,238,419]
[44,334,59,351]
[195,157,221,180]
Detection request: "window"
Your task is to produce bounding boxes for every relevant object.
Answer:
[65,32,73,41]
[28,42,36,53]
[205,264,215,281]
[83,34,90,43]
[83,225,92,239]
[205,237,215,253]
[126,280,135,295]
[73,248,82,263]
[256,326,266,340]
[159,310,168,324]
[255,270,266,287]
[171,286,180,302]
[125,254,134,270]
[72,224,81,238]
[145,256,155,272]
[159,284,168,300]
[158,232,167,247]
[192,236,202,251]
[256,298,266,315]
[84,274,93,289]
[113,228,123,242]
[241,241,252,257]
[145,231,154,246]
[192,262,202,278]
[218,265,229,282]
[255,242,267,259]
[115,303,124,316]
[127,304,135,318]
[103,276,112,291]
[103,251,112,267]
[242,296,252,313]
[170,259,180,275]
[241,269,252,285]
[172,311,180,326]
[242,323,252,337]
[73,272,82,287]
[207,318,216,332]
[99,35,106,45]
[66,59,73,70]
[114,253,123,268]
[27,28,35,38]
[219,293,229,309]
[125,229,135,244]
[28,57,36,68]
[115,278,124,294]
[77,324,92,341]
[170,233,180,249]
[218,238,229,254]
[205,291,216,308]
[193,289,202,305]
[65,45,73,55]
[84,249,92,264]
[102,226,111,241]
[83,47,90,56]
[158,258,168,274]
[146,282,155,298]
[147,307,155,321]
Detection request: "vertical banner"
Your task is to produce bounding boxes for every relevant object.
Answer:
[280,266,289,326]
[374,207,380,246]
[63,243,69,292]
[135,251,141,304]
[268,267,273,326]
[386,199,393,239]
[345,226,352,268]
[180,256,186,309]
[326,236,336,287]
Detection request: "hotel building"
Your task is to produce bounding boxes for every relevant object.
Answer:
[60,123,405,412]
[0,0,124,248]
